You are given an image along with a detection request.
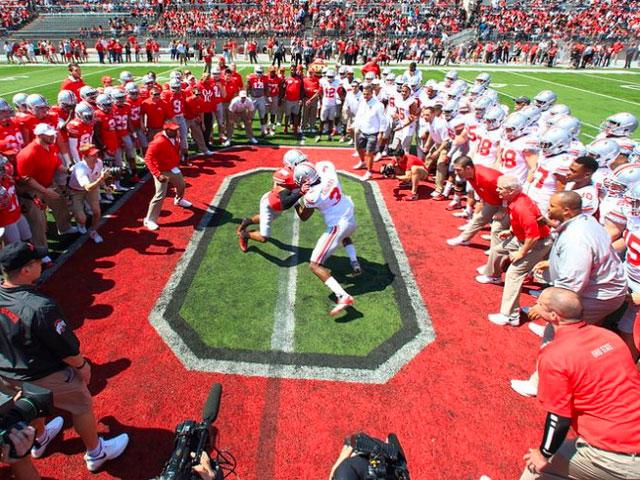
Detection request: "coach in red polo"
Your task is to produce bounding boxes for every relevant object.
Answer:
[448,155,509,246]
[520,287,640,480]
[142,123,192,232]
[478,175,552,326]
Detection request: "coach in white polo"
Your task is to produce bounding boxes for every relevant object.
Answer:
[350,84,387,182]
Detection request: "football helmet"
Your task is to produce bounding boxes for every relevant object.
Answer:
[503,112,528,141]
[409,76,421,91]
[386,73,396,84]
[554,115,581,139]
[482,89,499,106]
[631,144,640,163]
[293,162,319,186]
[548,103,570,117]
[75,101,95,124]
[381,67,392,77]
[395,77,404,92]
[624,182,640,217]
[605,163,640,198]
[520,105,541,127]
[599,112,638,137]
[475,72,491,87]
[169,78,182,92]
[539,127,571,157]
[326,69,336,79]
[585,138,620,168]
[283,149,308,169]
[79,85,99,103]
[443,100,459,120]
[119,70,134,84]
[12,93,28,112]
[255,65,265,74]
[142,74,155,87]
[485,106,506,130]
[472,95,493,120]
[26,94,49,116]
[452,79,467,91]
[467,83,486,101]
[109,88,127,106]
[169,71,183,81]
[533,90,556,111]
[57,90,77,110]
[125,82,140,97]
[447,84,465,101]
[445,70,458,84]
[0,98,14,121]
[96,94,113,113]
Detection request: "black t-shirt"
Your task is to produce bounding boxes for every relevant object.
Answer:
[0,285,80,381]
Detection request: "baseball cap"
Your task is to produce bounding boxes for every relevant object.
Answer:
[239,90,247,98]
[515,96,531,105]
[79,143,100,156]
[0,242,47,272]
[34,123,56,136]
[163,122,180,130]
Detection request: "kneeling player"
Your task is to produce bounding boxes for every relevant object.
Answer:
[294,161,360,316]
[390,147,428,201]
[237,149,309,250]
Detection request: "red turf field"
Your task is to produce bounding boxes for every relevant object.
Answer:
[1,147,546,480]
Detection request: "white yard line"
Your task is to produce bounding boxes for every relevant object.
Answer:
[574,71,640,86]
[508,71,640,107]
[0,66,122,96]
[270,212,300,353]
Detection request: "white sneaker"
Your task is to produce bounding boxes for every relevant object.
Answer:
[373,152,382,162]
[143,218,159,231]
[353,160,365,169]
[480,234,491,241]
[249,137,258,145]
[77,224,87,235]
[453,210,471,218]
[360,171,372,182]
[174,198,192,208]
[31,416,64,459]
[510,379,538,397]
[446,235,470,246]
[84,434,129,472]
[89,230,104,244]
[484,248,491,256]
[488,313,519,326]
[458,224,469,231]
[476,265,487,275]
[528,322,546,337]
[430,190,441,197]
[222,140,231,147]
[58,226,79,236]
[475,275,501,285]
[352,151,360,157]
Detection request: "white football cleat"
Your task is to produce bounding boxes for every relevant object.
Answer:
[329,295,354,316]
[143,218,159,231]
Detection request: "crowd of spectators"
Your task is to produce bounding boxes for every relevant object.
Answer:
[0,1,34,32]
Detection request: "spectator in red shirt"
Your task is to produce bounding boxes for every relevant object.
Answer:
[521,287,640,480]
[478,175,552,326]
[142,123,192,231]
[184,87,211,156]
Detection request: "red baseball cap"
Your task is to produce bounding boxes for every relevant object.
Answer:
[163,122,180,130]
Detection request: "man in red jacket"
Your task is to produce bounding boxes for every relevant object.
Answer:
[142,123,192,231]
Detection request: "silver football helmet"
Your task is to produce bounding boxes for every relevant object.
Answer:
[447,84,465,101]
[585,138,621,168]
[503,112,529,141]
[445,70,458,85]
[409,76,421,91]
[484,106,506,131]
[283,149,308,169]
[142,74,155,87]
[605,163,640,198]
[293,162,319,186]
[326,69,336,79]
[79,85,99,103]
[0,98,14,121]
[254,65,264,74]
[548,103,570,117]
[96,93,113,113]
[125,82,140,97]
[520,105,541,127]
[119,70,134,84]
[26,94,49,116]
[169,70,183,81]
[57,90,77,110]
[554,115,581,140]
[533,90,557,111]
[467,83,486,101]
[475,72,491,87]
[443,99,459,120]
[12,93,28,112]
[472,96,493,120]
[75,101,94,124]
[539,127,571,157]
[624,182,640,217]
[599,112,638,137]
[169,78,182,92]
[109,88,127,105]
[386,73,396,84]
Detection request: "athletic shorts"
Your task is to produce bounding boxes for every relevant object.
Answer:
[251,96,266,118]
[259,192,282,238]
[311,214,356,265]
[357,133,378,153]
[0,215,31,244]
[284,100,301,116]
[320,105,337,122]
[266,97,279,116]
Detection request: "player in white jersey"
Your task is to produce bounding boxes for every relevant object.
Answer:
[471,105,504,167]
[437,100,467,202]
[586,138,622,200]
[599,162,640,224]
[520,105,542,136]
[551,115,585,157]
[418,80,441,109]
[604,180,640,358]
[596,112,639,160]
[315,69,343,142]
[294,161,359,316]
[563,156,600,216]
[499,111,539,185]
[526,127,574,215]
[392,84,419,152]
[533,89,557,131]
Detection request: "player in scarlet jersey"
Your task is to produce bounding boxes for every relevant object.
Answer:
[125,83,148,154]
[110,89,139,181]
[266,66,283,136]
[161,79,188,157]
[93,93,128,191]
[51,90,77,167]
[237,150,311,251]
[67,102,95,164]
[0,99,24,155]
[0,154,31,244]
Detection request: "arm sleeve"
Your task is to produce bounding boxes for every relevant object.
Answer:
[68,137,81,164]
[278,188,304,210]
[32,302,81,360]
[539,412,571,458]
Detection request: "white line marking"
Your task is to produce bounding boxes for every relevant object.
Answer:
[508,71,640,107]
[270,212,299,353]
[0,66,123,96]
[574,71,640,86]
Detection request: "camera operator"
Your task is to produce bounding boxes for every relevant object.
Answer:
[388,147,429,201]
[329,433,409,480]
[68,143,109,244]
[0,392,39,480]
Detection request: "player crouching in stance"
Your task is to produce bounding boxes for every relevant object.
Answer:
[237,149,310,251]
[294,160,361,316]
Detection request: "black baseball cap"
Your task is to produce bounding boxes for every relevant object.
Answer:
[0,242,47,272]
[515,96,531,105]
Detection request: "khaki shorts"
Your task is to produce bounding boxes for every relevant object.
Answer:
[0,367,93,415]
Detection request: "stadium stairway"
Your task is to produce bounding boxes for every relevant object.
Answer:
[10,13,127,41]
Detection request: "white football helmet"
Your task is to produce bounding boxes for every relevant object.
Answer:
[381,67,392,77]
[125,82,140,97]
[445,70,458,85]
[443,100,459,120]
[75,101,95,124]
[533,90,557,111]
[425,79,438,94]
[169,71,183,81]
[585,138,621,168]
[472,96,493,120]
[326,69,336,79]
[484,106,505,131]
[548,103,570,118]
[26,94,49,116]
[605,163,640,198]
[475,72,491,87]
[96,93,113,113]
[254,65,264,74]
[503,112,529,141]
[12,93,28,112]
[109,88,127,105]
[79,85,99,103]
[57,90,77,110]
[142,74,155,87]
[395,77,404,92]
[409,76,421,91]
[119,70,134,84]
[599,112,638,137]
[452,79,467,91]
[0,98,14,121]
[467,83,486,101]
[539,127,571,157]
[283,149,308,169]
[385,73,396,85]
[520,105,541,127]
[554,115,581,140]
[447,84,465,101]
[293,162,319,186]
[169,78,182,92]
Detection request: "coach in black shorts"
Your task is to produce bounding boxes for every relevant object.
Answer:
[350,84,387,182]
[0,242,129,472]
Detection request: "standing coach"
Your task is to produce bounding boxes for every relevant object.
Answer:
[350,84,387,182]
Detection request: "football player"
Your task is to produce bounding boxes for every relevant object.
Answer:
[246,65,269,137]
[125,82,148,154]
[314,69,343,143]
[561,156,600,216]
[533,90,557,131]
[596,112,638,161]
[67,102,95,164]
[0,98,24,154]
[499,111,539,185]
[586,138,623,200]
[294,160,360,316]
[598,162,640,224]
[111,88,138,180]
[0,154,31,245]
[51,89,77,167]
